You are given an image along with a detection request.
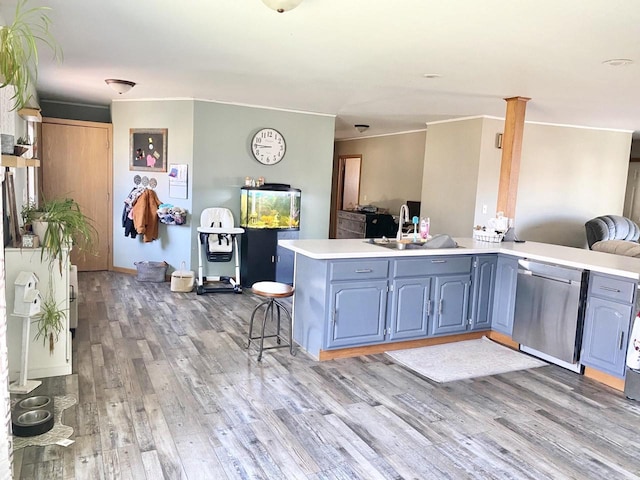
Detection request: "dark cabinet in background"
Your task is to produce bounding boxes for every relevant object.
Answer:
[240,229,299,287]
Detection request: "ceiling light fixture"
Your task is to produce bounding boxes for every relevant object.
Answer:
[355,124,370,133]
[261,0,303,13]
[602,58,633,67]
[423,73,442,79]
[105,79,136,94]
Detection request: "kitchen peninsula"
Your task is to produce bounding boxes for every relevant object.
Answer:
[280,238,640,391]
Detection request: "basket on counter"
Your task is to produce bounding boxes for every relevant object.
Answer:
[134,261,168,282]
[472,229,504,243]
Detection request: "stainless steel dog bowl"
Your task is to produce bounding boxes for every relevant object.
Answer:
[18,396,51,410]
[16,410,51,426]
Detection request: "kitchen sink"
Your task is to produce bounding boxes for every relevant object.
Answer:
[366,239,463,250]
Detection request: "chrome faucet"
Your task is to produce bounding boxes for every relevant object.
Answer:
[397,204,410,241]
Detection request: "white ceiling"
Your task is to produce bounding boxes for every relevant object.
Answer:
[2,0,639,140]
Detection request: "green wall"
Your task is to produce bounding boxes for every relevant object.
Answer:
[112,99,335,274]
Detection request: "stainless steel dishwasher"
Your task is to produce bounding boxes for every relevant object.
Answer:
[512,259,588,370]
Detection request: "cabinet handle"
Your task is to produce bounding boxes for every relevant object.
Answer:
[69,284,76,303]
[438,299,443,315]
[619,331,625,350]
[271,255,275,263]
[431,260,446,264]
[600,286,621,293]
[355,269,373,273]
[425,299,431,316]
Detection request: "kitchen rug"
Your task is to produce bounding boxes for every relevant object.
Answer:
[385,336,547,383]
[12,395,77,450]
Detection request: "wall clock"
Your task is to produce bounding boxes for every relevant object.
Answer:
[251,128,286,165]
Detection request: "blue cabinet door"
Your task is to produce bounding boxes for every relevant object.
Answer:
[581,296,632,377]
[431,274,471,335]
[388,277,431,341]
[275,230,299,285]
[327,280,387,348]
[471,255,496,331]
[491,255,518,335]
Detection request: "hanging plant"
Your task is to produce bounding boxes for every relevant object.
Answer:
[33,282,66,355]
[0,0,61,110]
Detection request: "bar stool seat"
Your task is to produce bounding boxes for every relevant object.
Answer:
[245,281,296,361]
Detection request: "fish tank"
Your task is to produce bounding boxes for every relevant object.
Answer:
[240,183,301,230]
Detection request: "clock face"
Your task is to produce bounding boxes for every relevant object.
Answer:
[251,128,286,165]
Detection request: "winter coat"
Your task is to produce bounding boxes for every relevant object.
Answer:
[132,189,161,242]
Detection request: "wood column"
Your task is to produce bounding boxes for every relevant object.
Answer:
[496,96,530,218]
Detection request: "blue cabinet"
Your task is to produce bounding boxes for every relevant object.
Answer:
[581,273,636,378]
[325,259,389,349]
[491,255,519,335]
[392,256,473,338]
[327,280,388,348]
[470,255,497,331]
[388,277,431,341]
[430,274,472,335]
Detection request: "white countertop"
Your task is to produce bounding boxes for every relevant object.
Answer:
[279,238,640,280]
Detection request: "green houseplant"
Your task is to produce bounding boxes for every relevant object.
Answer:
[29,197,95,353]
[35,197,97,273]
[0,0,61,110]
[34,291,66,354]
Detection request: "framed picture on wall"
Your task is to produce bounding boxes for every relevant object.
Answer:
[129,128,168,172]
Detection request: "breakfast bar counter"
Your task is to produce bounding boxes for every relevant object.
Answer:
[280,238,640,279]
[280,238,640,391]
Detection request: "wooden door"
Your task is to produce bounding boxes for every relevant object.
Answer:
[41,118,112,271]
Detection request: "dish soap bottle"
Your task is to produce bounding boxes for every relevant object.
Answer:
[420,217,430,239]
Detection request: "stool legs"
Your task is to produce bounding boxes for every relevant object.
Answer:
[245,298,295,361]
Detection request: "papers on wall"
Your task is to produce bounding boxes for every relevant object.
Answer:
[168,164,188,199]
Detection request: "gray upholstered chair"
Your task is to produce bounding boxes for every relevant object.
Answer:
[585,214,640,249]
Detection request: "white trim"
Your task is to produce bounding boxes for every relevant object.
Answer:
[113,97,336,118]
[338,128,427,142]
[426,115,502,126]
[523,120,633,134]
[41,99,110,110]
[426,114,633,134]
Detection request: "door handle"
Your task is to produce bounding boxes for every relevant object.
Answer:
[431,260,446,264]
[438,299,443,315]
[69,284,76,303]
[425,299,431,316]
[619,331,625,350]
[355,269,373,273]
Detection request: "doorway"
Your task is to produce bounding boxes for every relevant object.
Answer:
[41,118,113,271]
[624,159,640,223]
[329,155,362,238]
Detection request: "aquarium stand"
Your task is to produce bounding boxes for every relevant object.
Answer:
[240,229,298,288]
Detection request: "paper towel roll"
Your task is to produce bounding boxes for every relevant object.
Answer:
[626,315,640,370]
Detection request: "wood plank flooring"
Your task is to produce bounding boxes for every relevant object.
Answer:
[11,271,640,479]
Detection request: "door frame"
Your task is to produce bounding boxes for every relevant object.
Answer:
[329,154,362,238]
[42,117,114,270]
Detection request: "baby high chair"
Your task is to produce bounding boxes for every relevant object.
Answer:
[196,208,244,294]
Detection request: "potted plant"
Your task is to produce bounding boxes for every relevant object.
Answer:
[20,199,38,233]
[0,0,61,111]
[34,291,66,354]
[36,197,97,273]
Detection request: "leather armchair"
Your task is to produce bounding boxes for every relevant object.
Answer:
[585,214,640,249]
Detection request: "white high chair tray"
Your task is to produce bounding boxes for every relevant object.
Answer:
[197,226,245,234]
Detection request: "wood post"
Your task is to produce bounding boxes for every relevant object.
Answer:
[496,96,530,218]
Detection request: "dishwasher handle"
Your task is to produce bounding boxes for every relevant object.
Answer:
[517,268,576,286]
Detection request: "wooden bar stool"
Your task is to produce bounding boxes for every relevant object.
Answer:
[245,281,296,361]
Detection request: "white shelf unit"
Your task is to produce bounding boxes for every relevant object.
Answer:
[4,248,72,380]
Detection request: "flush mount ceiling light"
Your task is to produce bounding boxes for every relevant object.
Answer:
[602,58,633,67]
[105,79,136,94]
[355,124,370,133]
[261,0,303,13]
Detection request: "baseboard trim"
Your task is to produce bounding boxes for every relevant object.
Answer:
[486,331,520,350]
[318,331,487,361]
[583,366,625,392]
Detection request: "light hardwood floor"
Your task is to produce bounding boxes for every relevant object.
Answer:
[11,271,640,479]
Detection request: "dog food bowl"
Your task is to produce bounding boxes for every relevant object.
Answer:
[18,396,51,410]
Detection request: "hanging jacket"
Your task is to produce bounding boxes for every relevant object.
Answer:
[132,189,162,242]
